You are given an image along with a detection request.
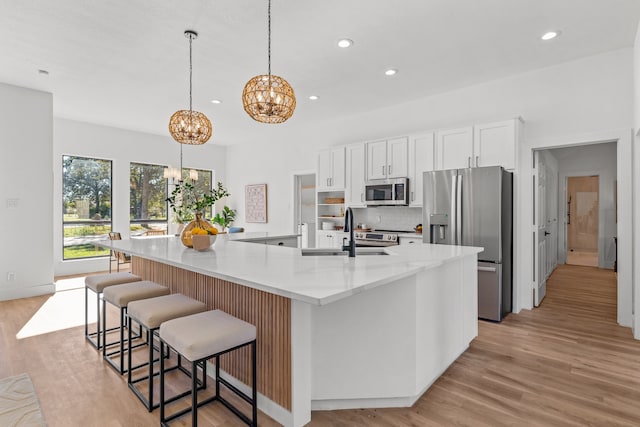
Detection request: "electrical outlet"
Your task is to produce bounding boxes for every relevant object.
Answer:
[7,272,15,281]
[376,215,382,223]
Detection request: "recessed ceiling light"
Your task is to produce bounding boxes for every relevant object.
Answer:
[309,95,319,100]
[384,69,398,76]
[211,99,222,104]
[541,31,560,41]
[337,39,353,48]
[38,69,49,75]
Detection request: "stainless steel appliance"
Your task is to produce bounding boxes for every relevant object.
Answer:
[423,166,513,321]
[364,178,409,206]
[354,231,399,247]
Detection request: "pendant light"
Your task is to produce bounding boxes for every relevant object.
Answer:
[168,30,212,145]
[242,0,296,124]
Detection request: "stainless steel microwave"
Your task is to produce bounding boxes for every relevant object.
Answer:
[365,178,409,206]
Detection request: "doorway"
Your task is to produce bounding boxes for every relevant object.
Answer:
[566,176,599,267]
[293,173,316,248]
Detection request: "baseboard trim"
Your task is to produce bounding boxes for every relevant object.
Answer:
[0,283,55,301]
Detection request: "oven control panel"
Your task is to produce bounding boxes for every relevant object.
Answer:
[354,232,398,242]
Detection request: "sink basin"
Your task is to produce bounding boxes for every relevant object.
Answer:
[301,248,389,256]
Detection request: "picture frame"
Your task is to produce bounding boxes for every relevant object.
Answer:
[245,184,268,223]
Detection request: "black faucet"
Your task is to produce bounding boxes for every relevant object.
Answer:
[342,207,356,257]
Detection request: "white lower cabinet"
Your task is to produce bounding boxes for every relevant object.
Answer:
[316,231,345,248]
[399,236,423,245]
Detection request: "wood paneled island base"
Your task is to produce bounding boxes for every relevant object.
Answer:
[132,257,292,411]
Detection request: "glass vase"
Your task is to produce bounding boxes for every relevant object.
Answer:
[180,212,216,248]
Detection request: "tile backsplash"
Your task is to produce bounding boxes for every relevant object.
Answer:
[352,206,422,231]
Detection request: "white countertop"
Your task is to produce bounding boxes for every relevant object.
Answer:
[104,232,481,306]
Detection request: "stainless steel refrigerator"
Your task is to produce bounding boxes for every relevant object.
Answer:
[422,166,513,321]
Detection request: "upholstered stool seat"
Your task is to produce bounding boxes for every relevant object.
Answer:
[126,294,208,411]
[159,310,257,426]
[102,281,170,374]
[84,272,142,350]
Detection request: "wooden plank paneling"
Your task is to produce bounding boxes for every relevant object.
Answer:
[132,257,292,410]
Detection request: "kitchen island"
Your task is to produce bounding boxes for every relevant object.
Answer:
[105,232,481,426]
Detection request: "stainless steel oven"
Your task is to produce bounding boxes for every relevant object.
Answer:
[364,178,409,206]
[354,231,399,247]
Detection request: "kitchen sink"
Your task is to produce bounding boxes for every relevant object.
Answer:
[301,248,389,256]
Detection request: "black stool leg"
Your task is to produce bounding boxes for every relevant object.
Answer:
[84,287,89,343]
[96,290,101,349]
[160,340,165,423]
[215,354,220,399]
[252,340,257,426]
[148,327,154,411]
[192,361,198,427]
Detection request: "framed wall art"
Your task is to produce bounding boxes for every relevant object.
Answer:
[245,183,268,223]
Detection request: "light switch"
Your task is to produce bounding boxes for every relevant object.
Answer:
[6,198,18,208]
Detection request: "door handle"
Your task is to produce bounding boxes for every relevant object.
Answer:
[382,165,385,176]
[476,156,479,167]
[388,165,392,175]
[478,266,497,272]
[361,193,364,202]
[468,157,471,168]
[327,178,330,187]
[544,231,551,236]
[411,191,414,201]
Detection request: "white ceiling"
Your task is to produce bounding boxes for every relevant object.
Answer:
[1,0,639,146]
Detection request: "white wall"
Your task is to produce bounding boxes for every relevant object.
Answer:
[0,83,54,300]
[226,48,634,318]
[633,24,640,337]
[53,118,227,276]
[552,143,617,269]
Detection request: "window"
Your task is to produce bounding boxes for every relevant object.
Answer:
[62,156,112,260]
[130,162,168,236]
[186,169,214,219]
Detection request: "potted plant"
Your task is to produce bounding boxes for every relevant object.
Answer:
[213,205,237,232]
[166,180,230,247]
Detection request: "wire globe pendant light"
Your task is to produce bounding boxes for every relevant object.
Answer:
[169,30,212,145]
[242,0,296,124]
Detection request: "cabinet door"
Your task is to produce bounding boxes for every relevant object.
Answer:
[331,147,346,189]
[435,127,473,170]
[387,137,408,178]
[317,150,332,190]
[366,140,387,180]
[399,237,422,245]
[316,231,332,248]
[473,120,516,169]
[346,144,366,207]
[409,133,435,207]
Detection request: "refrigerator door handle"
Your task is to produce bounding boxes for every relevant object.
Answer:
[451,174,457,244]
[456,174,462,245]
[478,266,497,272]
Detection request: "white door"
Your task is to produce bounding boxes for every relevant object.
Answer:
[533,151,547,306]
[317,150,332,190]
[473,120,516,169]
[367,140,387,180]
[346,144,366,207]
[436,127,473,170]
[386,137,408,178]
[409,133,435,207]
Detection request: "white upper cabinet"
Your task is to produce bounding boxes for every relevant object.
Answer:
[473,119,517,170]
[436,119,519,170]
[366,137,408,180]
[345,144,366,208]
[408,132,435,207]
[317,147,345,190]
[435,127,473,170]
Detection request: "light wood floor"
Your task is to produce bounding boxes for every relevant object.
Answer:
[566,250,599,267]
[2,264,638,426]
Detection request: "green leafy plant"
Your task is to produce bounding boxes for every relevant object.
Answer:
[166,180,230,224]
[213,205,237,230]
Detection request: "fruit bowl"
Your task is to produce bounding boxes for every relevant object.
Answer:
[192,234,217,251]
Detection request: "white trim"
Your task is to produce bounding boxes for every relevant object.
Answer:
[0,283,55,301]
[518,129,632,329]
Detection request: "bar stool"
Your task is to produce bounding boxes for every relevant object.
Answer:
[84,272,142,350]
[126,294,208,411]
[159,310,257,427]
[102,281,170,374]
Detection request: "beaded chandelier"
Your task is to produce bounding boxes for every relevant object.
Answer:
[242,0,296,124]
[169,30,212,145]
